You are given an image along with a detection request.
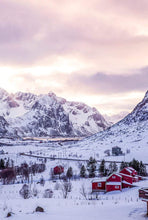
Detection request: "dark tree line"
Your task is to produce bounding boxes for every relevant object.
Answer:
[79,157,147,179]
[0,158,14,170]
[0,168,16,184]
[15,162,46,182]
[0,159,46,185]
[120,159,147,176]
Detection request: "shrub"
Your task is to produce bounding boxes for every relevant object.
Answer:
[43,189,53,198]
[19,184,31,199]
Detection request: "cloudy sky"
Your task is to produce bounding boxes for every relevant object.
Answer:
[0,0,148,116]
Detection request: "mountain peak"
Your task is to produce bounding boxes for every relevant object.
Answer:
[48,91,56,97]
[0,88,8,99]
[143,90,148,100]
[75,90,148,162]
[0,89,109,137]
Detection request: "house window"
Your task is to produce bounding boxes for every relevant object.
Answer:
[98,183,102,187]
[115,186,119,189]
[112,176,115,179]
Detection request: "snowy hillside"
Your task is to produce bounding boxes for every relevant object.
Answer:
[65,90,148,162]
[0,178,148,220]
[0,88,109,137]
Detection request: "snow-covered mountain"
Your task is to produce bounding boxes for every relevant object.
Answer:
[0,88,109,137]
[72,90,148,162]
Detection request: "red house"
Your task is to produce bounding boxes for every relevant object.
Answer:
[92,178,106,192]
[106,173,122,182]
[53,166,64,175]
[106,173,122,192]
[120,167,139,183]
[120,167,133,176]
[122,180,133,188]
[120,167,138,176]
[133,176,139,182]
[120,173,133,184]
[106,182,122,192]
[128,167,137,176]
[92,167,141,193]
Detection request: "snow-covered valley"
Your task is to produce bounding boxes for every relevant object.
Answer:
[0,137,148,220]
[0,168,148,220]
[0,90,148,219]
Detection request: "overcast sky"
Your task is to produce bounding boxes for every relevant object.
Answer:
[0,0,148,116]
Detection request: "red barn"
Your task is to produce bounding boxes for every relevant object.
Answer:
[120,167,133,176]
[120,167,138,177]
[128,167,137,176]
[53,166,64,175]
[106,173,122,182]
[133,176,139,182]
[106,173,122,192]
[92,178,106,192]
[120,167,139,183]
[120,173,133,184]
[122,180,132,188]
[92,166,142,194]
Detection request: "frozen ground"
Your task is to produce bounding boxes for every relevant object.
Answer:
[0,179,148,220]
[0,139,148,220]
[1,137,148,166]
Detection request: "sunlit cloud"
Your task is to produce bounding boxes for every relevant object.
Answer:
[0,0,148,116]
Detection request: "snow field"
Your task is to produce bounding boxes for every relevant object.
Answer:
[0,139,148,220]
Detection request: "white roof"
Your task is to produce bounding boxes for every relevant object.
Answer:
[106,173,122,181]
[133,176,138,179]
[120,173,133,178]
[115,173,122,178]
[125,168,132,173]
[122,180,132,185]
[128,167,136,171]
[92,178,106,183]
[106,182,121,186]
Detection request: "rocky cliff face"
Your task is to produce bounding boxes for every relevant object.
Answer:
[0,89,109,137]
[0,116,9,136]
[122,90,148,124]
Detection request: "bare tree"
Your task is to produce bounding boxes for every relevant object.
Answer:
[39,176,45,186]
[61,181,72,199]
[43,189,53,198]
[54,182,61,190]
[32,183,38,197]
[19,184,31,199]
[80,184,88,200]
[0,168,16,184]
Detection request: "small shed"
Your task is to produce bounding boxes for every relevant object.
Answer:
[139,188,148,215]
[112,146,123,156]
[139,188,148,199]
[53,166,64,175]
[92,178,106,192]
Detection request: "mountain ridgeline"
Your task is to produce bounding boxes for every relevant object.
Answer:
[0,88,109,137]
[78,90,148,151]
